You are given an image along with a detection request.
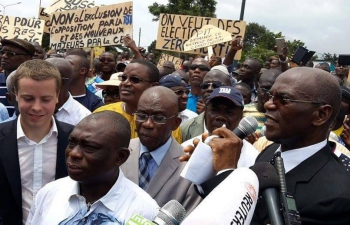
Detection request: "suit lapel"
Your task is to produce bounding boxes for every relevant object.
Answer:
[147,138,181,198]
[0,120,22,207]
[122,138,141,184]
[55,120,71,179]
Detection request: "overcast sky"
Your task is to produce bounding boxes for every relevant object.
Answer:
[1,0,349,57]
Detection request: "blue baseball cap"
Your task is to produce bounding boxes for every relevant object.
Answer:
[206,86,244,107]
[159,74,187,88]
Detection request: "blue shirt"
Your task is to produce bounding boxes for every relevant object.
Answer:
[73,88,104,112]
[0,72,14,116]
[0,102,9,122]
[86,76,104,94]
[186,93,201,113]
[139,138,172,180]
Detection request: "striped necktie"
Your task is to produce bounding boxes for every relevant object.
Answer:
[139,152,153,190]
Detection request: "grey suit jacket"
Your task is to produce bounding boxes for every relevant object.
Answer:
[180,112,205,143]
[121,137,201,213]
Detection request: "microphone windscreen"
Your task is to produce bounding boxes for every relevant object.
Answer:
[156,200,186,225]
[239,116,258,136]
[250,162,280,191]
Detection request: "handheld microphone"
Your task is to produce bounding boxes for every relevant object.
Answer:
[204,116,258,144]
[182,167,259,225]
[250,162,284,225]
[126,200,186,225]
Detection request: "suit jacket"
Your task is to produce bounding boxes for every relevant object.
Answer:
[121,137,201,213]
[0,119,74,225]
[180,112,205,142]
[252,142,350,225]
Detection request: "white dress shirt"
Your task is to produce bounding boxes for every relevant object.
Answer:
[55,93,91,125]
[17,116,58,224]
[278,139,327,173]
[26,169,159,225]
[178,109,198,124]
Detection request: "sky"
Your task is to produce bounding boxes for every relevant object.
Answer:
[1,0,349,57]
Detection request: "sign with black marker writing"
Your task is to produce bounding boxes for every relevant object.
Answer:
[0,15,45,42]
[156,13,246,59]
[38,7,51,33]
[45,0,94,14]
[184,25,233,51]
[50,2,133,49]
[157,53,183,70]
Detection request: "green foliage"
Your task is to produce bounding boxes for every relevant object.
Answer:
[41,33,50,51]
[149,0,217,21]
[322,53,338,65]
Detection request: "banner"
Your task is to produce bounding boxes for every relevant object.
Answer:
[45,0,94,14]
[50,2,133,49]
[0,15,45,42]
[38,7,51,33]
[156,13,246,59]
[157,53,182,70]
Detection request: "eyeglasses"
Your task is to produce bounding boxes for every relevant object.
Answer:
[118,74,154,84]
[102,90,120,99]
[265,91,325,106]
[99,58,115,63]
[0,50,28,58]
[200,81,223,90]
[174,89,190,96]
[190,64,210,71]
[133,112,177,124]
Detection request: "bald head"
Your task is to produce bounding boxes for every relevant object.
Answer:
[46,58,73,80]
[204,70,231,85]
[6,70,16,92]
[192,58,210,68]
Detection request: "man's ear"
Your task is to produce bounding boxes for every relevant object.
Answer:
[80,67,88,75]
[312,105,333,126]
[172,117,182,131]
[5,92,13,105]
[115,147,130,166]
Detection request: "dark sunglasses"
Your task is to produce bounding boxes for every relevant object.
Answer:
[265,91,325,106]
[99,58,115,63]
[190,64,210,71]
[200,81,223,90]
[174,89,190,96]
[0,50,28,58]
[118,74,154,84]
[102,90,120,99]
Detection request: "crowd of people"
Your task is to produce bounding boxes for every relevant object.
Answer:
[0,33,350,225]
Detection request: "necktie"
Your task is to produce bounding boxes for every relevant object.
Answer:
[139,152,153,190]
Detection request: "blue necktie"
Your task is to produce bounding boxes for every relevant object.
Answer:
[139,152,153,190]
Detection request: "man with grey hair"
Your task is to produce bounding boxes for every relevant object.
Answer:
[46,58,91,125]
[1,70,18,122]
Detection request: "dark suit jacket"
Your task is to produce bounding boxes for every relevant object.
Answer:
[0,119,74,225]
[252,142,350,225]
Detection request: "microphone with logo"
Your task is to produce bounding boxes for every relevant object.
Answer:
[126,200,186,225]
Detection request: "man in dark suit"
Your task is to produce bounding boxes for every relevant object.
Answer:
[190,68,350,224]
[121,86,201,213]
[0,60,74,224]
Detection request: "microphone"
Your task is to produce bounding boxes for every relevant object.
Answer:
[182,167,259,225]
[126,200,186,225]
[204,116,258,144]
[250,162,283,225]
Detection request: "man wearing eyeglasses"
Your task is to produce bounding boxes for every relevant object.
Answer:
[121,86,201,213]
[94,59,183,143]
[98,52,116,81]
[181,69,231,142]
[186,58,211,113]
[0,39,35,117]
[159,74,197,124]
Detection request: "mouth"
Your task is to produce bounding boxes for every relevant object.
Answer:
[29,114,44,120]
[67,163,83,174]
[120,88,133,95]
[265,114,278,125]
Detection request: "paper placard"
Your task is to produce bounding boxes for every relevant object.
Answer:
[184,25,232,51]
[49,2,133,49]
[45,0,94,15]
[38,7,51,34]
[156,13,246,59]
[0,15,45,42]
[157,53,183,70]
[93,46,105,58]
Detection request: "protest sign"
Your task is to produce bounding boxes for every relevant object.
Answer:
[156,13,246,59]
[45,0,94,14]
[157,53,183,70]
[50,2,133,49]
[184,25,233,51]
[38,7,51,33]
[93,46,105,58]
[0,15,45,42]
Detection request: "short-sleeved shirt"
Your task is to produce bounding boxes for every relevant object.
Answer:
[73,88,104,112]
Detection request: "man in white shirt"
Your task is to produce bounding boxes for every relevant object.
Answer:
[159,74,198,124]
[0,60,74,224]
[27,111,159,225]
[46,58,91,125]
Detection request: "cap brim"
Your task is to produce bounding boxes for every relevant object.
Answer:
[207,95,243,107]
[1,39,34,56]
[95,80,121,89]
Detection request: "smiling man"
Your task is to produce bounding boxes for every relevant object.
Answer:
[27,111,159,224]
[0,60,74,224]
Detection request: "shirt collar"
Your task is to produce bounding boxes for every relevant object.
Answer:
[279,139,327,173]
[140,138,172,166]
[17,115,58,140]
[57,92,74,113]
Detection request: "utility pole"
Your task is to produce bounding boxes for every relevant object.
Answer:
[239,0,246,20]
